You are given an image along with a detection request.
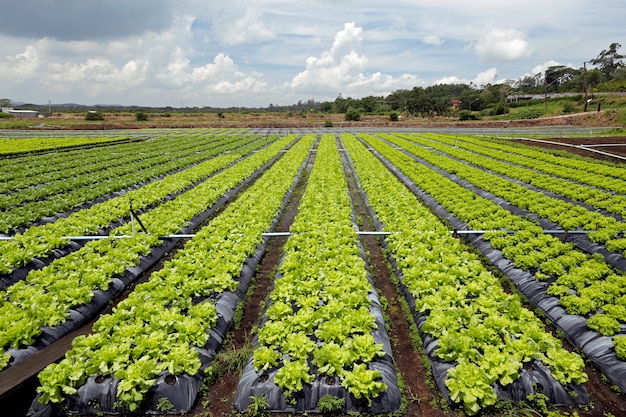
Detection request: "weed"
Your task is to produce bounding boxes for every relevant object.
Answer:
[317,394,345,415]
[156,397,174,412]
[215,336,254,374]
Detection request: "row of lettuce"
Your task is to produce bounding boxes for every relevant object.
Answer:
[0,131,262,233]
[15,131,623,415]
[0,129,233,181]
[0,134,296,370]
[445,132,626,182]
[236,135,400,413]
[375,133,626,344]
[406,133,626,228]
[359,133,626,391]
[2,132,190,193]
[0,135,268,275]
[342,134,588,415]
[0,135,131,155]
[409,133,626,218]
[380,133,626,252]
[33,134,316,414]
[0,132,235,211]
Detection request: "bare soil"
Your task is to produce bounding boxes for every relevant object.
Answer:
[18,108,624,130]
[516,136,626,163]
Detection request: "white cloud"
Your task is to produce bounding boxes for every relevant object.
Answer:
[0,45,41,82]
[1,0,624,106]
[474,29,532,63]
[531,60,562,75]
[289,22,420,98]
[200,0,274,45]
[422,35,443,46]
[473,67,499,86]
[191,54,268,95]
[435,67,498,87]
[530,60,578,76]
[0,11,270,106]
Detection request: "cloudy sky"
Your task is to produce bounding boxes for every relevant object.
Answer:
[1,0,624,107]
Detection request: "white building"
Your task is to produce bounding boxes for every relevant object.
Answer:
[1,107,41,117]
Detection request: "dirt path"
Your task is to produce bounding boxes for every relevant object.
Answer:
[340,137,452,417]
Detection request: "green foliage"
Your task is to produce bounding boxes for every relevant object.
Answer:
[325,120,333,127]
[345,109,361,121]
[562,102,577,113]
[389,111,399,121]
[34,134,316,410]
[85,111,104,121]
[511,108,543,119]
[341,363,387,405]
[216,342,255,374]
[343,133,593,415]
[317,394,345,414]
[274,359,315,396]
[114,356,159,412]
[490,102,508,115]
[135,111,149,121]
[445,361,498,415]
[459,110,480,121]
[156,397,174,412]
[586,314,621,336]
[247,394,269,417]
[613,336,626,360]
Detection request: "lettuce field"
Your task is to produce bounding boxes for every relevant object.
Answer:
[1,128,625,417]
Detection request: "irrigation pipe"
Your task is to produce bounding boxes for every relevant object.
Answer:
[511,137,626,162]
[0,229,596,241]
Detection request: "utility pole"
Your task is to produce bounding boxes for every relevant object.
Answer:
[583,61,589,112]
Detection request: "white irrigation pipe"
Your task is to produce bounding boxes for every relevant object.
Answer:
[0,229,596,241]
[511,138,626,162]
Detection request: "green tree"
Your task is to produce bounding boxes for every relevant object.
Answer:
[590,42,625,79]
[360,95,379,113]
[545,65,581,92]
[320,102,333,113]
[0,98,11,108]
[85,111,104,121]
[345,108,361,121]
[514,75,539,92]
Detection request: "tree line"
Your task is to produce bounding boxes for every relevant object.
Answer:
[321,42,625,118]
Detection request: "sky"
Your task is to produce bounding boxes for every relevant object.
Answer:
[0,0,624,108]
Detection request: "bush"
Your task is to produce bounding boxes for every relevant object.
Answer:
[345,109,361,121]
[458,110,480,121]
[0,112,15,119]
[324,120,333,127]
[513,108,542,119]
[389,111,399,122]
[562,102,577,113]
[85,111,104,121]
[489,102,508,116]
[135,111,149,121]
